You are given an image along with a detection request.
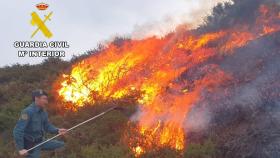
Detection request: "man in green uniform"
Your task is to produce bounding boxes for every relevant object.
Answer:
[13,89,67,157]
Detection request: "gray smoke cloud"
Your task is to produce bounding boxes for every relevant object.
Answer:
[131,0,232,39]
[180,0,280,156]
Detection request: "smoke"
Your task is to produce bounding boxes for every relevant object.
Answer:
[55,0,280,155]
[184,105,211,132]
[180,0,280,155]
[129,1,280,153]
[131,0,232,39]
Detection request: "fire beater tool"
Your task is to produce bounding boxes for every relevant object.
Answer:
[25,106,122,153]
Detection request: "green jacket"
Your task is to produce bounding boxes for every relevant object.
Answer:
[13,103,58,150]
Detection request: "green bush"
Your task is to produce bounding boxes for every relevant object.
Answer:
[81,144,133,158]
[184,139,216,158]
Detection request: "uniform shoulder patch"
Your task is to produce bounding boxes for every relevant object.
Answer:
[21,113,29,120]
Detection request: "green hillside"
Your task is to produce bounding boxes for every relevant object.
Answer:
[0,57,215,158]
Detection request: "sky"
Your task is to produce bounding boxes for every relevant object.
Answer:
[0,0,228,67]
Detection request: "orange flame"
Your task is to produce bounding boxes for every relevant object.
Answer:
[54,3,280,156]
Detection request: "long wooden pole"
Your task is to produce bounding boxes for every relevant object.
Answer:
[26,106,117,152]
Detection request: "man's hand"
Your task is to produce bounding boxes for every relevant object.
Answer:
[58,128,67,135]
[19,149,28,156]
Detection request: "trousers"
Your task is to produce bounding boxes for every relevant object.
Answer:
[26,140,64,158]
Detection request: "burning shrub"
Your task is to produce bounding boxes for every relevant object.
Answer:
[53,0,280,156]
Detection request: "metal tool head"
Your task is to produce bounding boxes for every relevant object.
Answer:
[113,106,126,111]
